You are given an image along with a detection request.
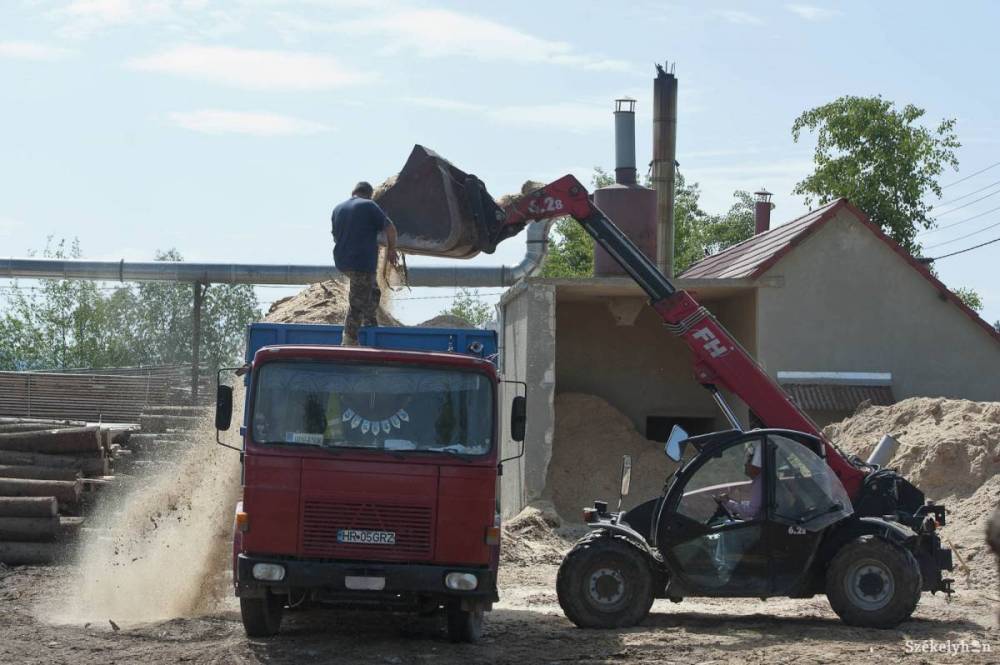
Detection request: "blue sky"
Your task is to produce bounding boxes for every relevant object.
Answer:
[1,0,998,326]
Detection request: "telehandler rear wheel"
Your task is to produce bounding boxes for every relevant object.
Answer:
[826,535,921,628]
[240,592,284,637]
[557,534,654,628]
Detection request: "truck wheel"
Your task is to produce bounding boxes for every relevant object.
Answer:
[446,603,484,643]
[240,593,284,637]
[826,535,922,628]
[557,534,654,628]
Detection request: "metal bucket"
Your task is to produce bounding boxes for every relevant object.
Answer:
[375,145,505,259]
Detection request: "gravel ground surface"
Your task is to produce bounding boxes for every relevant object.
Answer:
[3,560,997,665]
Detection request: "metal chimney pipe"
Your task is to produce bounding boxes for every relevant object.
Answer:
[652,64,678,278]
[754,189,773,235]
[614,98,637,185]
[1,221,554,288]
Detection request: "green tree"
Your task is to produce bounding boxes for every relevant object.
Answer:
[440,288,493,327]
[0,243,261,371]
[952,287,983,312]
[792,95,960,254]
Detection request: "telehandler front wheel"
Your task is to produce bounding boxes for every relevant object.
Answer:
[240,592,284,637]
[826,535,922,628]
[557,534,654,628]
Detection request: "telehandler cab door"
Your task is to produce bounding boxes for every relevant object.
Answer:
[660,435,769,597]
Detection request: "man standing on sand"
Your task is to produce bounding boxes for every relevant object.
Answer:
[332,181,398,346]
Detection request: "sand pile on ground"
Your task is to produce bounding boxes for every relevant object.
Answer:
[824,397,1000,590]
[501,500,578,566]
[418,314,474,328]
[545,393,676,522]
[265,278,401,326]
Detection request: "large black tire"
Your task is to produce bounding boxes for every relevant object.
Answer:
[826,535,922,628]
[556,534,655,628]
[240,593,285,637]
[446,603,484,643]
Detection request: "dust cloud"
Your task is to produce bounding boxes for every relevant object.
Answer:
[36,389,244,626]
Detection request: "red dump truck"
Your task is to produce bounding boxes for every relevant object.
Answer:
[214,322,524,642]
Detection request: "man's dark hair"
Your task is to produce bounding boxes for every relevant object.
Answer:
[352,181,374,198]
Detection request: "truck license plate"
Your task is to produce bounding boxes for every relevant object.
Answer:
[345,575,387,591]
[336,529,396,545]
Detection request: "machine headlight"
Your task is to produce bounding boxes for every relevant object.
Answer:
[445,572,478,591]
[252,563,286,582]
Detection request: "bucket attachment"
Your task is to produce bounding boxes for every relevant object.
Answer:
[375,145,506,259]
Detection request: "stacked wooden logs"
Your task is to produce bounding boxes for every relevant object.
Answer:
[0,418,132,565]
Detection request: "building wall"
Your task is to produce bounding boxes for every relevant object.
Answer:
[498,283,557,518]
[756,210,1000,401]
[554,292,755,435]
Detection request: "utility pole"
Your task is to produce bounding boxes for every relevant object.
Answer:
[191,282,207,405]
[652,63,678,278]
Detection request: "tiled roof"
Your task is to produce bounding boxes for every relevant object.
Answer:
[680,198,1000,344]
[680,199,844,279]
[781,383,895,412]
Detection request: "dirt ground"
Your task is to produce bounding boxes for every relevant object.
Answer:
[3,556,997,665]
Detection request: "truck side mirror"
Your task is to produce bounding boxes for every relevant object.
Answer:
[510,396,527,442]
[216,384,234,431]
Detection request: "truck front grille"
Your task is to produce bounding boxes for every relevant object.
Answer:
[301,500,434,561]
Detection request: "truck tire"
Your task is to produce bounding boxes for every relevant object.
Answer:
[557,534,654,628]
[826,535,922,628]
[240,593,284,637]
[446,603,484,643]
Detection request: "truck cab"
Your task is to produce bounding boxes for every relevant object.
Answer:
[215,323,524,642]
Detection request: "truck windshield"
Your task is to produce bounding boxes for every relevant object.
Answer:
[251,361,493,456]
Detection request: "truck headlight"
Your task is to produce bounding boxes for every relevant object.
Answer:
[445,572,478,591]
[252,563,286,582]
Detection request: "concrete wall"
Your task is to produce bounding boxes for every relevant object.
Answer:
[497,283,556,518]
[756,210,1000,401]
[554,292,755,434]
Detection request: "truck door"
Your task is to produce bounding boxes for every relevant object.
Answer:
[765,434,854,595]
[661,436,768,597]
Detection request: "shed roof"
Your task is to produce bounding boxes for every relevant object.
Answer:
[680,198,1000,344]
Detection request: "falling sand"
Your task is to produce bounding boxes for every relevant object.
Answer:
[36,390,245,625]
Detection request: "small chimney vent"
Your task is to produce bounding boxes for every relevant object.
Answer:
[754,189,774,235]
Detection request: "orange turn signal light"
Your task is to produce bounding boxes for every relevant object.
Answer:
[485,526,500,545]
[235,511,250,533]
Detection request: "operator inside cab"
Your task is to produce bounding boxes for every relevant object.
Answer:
[720,443,764,521]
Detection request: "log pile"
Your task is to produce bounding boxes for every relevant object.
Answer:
[0,418,134,565]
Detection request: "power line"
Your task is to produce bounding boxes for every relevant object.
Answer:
[919,205,1000,235]
[930,236,1000,260]
[934,178,1000,207]
[941,160,1000,189]
[933,187,1000,217]
[924,219,1000,249]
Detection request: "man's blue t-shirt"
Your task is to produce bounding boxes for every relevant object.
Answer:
[331,197,390,273]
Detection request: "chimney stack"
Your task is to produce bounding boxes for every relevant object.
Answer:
[754,189,773,235]
[614,98,637,185]
[652,64,678,277]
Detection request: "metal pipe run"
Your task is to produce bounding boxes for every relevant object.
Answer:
[2,221,553,288]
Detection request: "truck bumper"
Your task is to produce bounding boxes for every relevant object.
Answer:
[236,553,498,605]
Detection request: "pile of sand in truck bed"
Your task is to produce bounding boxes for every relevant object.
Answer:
[544,393,677,523]
[824,397,1000,590]
[265,278,401,326]
[417,314,475,328]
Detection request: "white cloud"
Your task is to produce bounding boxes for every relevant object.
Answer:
[404,96,607,134]
[50,0,175,36]
[713,10,765,26]
[167,109,331,136]
[338,8,631,72]
[127,44,368,91]
[0,41,75,61]
[0,217,25,238]
[785,4,841,21]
